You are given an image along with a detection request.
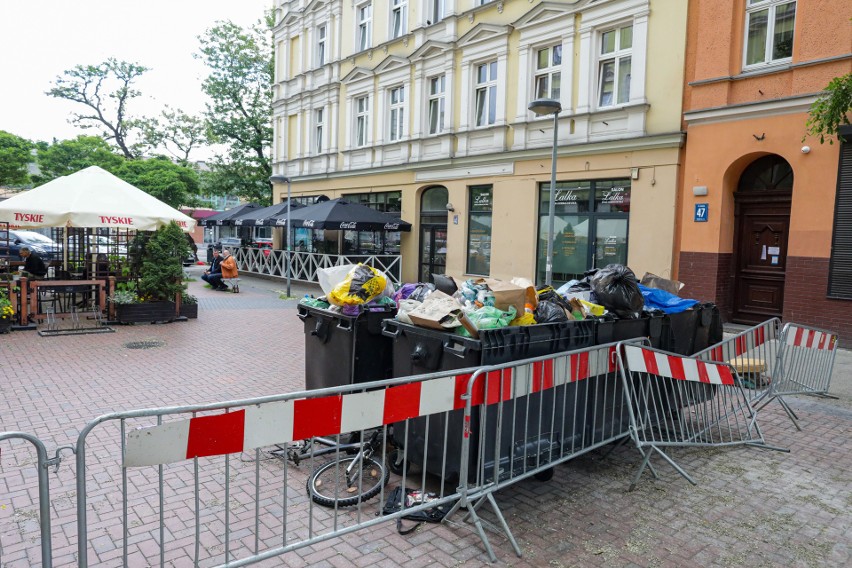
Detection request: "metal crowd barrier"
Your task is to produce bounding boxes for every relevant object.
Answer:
[617,344,787,490]
[755,323,839,430]
[694,318,781,402]
[0,432,55,567]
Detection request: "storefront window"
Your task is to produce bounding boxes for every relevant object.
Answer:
[537,179,630,285]
[467,185,492,275]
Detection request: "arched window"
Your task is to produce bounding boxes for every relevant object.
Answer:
[737,155,793,192]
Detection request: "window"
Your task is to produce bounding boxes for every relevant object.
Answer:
[536,180,631,285]
[467,185,493,276]
[389,86,405,141]
[355,96,370,147]
[341,192,403,256]
[474,61,498,127]
[316,24,327,66]
[344,191,402,213]
[314,108,324,154]
[744,0,796,67]
[476,0,493,5]
[428,0,444,25]
[598,25,632,107]
[356,2,372,51]
[391,0,407,39]
[534,44,562,100]
[428,75,446,134]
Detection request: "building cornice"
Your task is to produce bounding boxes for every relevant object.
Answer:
[688,53,852,88]
[684,94,820,126]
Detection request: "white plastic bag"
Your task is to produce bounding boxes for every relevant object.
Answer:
[318,265,356,296]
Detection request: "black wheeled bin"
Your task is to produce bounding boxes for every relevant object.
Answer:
[298,304,397,390]
[662,303,722,356]
[382,319,596,482]
[588,313,667,444]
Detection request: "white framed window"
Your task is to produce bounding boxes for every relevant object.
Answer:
[474,61,498,127]
[391,0,407,39]
[744,0,796,68]
[355,96,370,147]
[428,0,444,25]
[314,108,324,153]
[428,75,446,134]
[598,25,632,108]
[356,2,372,52]
[534,44,562,100]
[389,86,405,141]
[476,0,493,6]
[316,24,327,67]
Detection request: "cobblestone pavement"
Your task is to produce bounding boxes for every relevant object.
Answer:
[1,270,850,567]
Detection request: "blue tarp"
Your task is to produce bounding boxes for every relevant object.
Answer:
[638,284,699,314]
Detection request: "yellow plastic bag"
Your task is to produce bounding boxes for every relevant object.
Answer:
[579,299,605,316]
[510,313,537,326]
[328,264,387,306]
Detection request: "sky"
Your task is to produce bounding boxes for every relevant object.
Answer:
[0,0,272,159]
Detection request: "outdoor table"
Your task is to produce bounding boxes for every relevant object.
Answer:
[27,279,106,323]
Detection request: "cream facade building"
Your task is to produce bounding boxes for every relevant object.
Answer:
[271,0,688,284]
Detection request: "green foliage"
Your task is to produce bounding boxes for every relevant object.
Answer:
[196,17,273,204]
[805,73,852,145]
[34,136,123,184]
[181,291,198,305]
[137,222,189,302]
[0,130,33,186]
[108,289,139,304]
[112,156,200,209]
[139,107,210,164]
[45,58,150,158]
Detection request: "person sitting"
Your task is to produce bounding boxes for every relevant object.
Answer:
[19,246,48,278]
[202,248,226,291]
[218,249,239,291]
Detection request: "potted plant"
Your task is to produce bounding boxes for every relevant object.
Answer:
[0,292,14,333]
[113,222,190,324]
[179,292,198,319]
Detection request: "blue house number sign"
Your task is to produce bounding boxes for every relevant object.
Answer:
[694,203,709,222]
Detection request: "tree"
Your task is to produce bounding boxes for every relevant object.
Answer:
[46,58,149,158]
[113,156,201,209]
[140,107,210,164]
[34,136,124,184]
[196,17,273,203]
[137,222,189,302]
[0,131,33,186]
[805,73,852,144]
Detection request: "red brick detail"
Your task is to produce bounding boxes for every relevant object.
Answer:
[677,252,734,319]
[783,256,852,345]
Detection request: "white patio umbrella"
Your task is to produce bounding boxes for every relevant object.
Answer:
[0,166,196,232]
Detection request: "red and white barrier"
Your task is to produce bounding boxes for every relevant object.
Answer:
[623,345,734,385]
[125,349,615,467]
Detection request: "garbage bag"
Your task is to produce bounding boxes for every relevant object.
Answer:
[396,299,422,324]
[457,305,517,337]
[432,274,458,295]
[510,312,537,326]
[637,284,700,314]
[408,283,436,303]
[328,264,388,306]
[458,279,493,308]
[394,283,419,303]
[534,300,569,323]
[589,264,644,319]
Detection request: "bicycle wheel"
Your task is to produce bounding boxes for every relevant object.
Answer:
[307,455,390,508]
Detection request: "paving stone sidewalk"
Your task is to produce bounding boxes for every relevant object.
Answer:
[1,270,850,567]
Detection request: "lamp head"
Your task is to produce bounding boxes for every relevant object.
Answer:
[269,175,291,183]
[528,98,562,116]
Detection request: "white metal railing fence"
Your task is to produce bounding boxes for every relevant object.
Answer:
[234,247,402,286]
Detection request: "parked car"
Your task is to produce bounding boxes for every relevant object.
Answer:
[92,236,128,255]
[253,238,273,257]
[0,229,63,261]
[215,237,242,251]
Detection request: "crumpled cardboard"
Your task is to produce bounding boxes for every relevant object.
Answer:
[408,290,479,338]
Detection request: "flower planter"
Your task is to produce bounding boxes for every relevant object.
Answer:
[0,318,12,334]
[179,303,198,319]
[116,301,177,324]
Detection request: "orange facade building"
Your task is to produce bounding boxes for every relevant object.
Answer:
[677,0,852,337]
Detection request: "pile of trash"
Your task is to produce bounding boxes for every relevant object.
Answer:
[299,263,702,338]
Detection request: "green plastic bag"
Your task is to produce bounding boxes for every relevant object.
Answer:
[457,305,517,337]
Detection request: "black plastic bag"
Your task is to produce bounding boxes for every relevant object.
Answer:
[534,300,569,323]
[589,264,644,319]
[382,486,450,535]
[408,283,436,303]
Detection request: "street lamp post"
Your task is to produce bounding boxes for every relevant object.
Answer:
[527,98,562,288]
[269,174,292,297]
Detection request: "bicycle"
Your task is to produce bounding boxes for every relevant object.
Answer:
[304,429,394,508]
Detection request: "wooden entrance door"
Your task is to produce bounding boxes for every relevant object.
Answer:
[732,156,793,323]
